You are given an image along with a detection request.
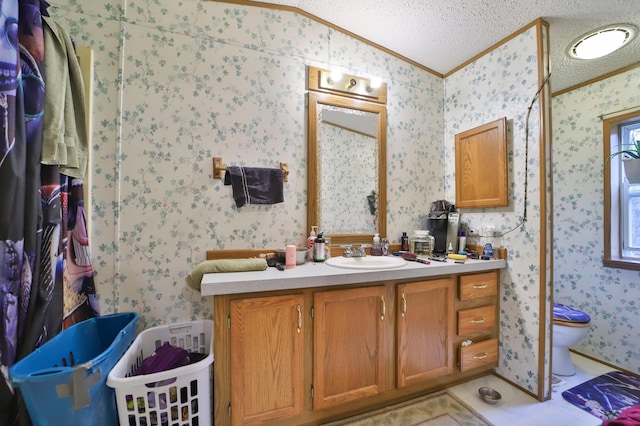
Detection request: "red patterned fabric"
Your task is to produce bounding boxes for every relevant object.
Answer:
[603,405,640,426]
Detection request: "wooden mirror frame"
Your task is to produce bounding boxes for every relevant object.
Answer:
[307,67,387,246]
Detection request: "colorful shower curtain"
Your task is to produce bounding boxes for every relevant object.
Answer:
[0,1,98,424]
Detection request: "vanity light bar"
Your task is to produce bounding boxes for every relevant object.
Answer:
[318,69,385,100]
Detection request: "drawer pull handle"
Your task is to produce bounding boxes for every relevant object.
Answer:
[473,353,488,360]
[472,284,489,289]
[470,318,486,324]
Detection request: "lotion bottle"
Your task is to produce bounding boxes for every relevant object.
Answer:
[458,231,467,253]
[307,226,317,260]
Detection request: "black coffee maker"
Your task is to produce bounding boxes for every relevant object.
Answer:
[425,200,460,254]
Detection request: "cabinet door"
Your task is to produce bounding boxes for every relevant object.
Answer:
[397,279,454,388]
[230,294,304,425]
[313,286,387,410]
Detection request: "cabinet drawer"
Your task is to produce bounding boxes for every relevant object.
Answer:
[459,339,498,372]
[457,305,496,335]
[459,272,498,300]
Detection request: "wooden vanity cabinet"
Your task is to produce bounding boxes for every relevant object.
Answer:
[456,271,499,372]
[227,294,305,425]
[313,286,387,410]
[397,278,454,388]
[213,270,501,426]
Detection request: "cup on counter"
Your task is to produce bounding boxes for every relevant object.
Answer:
[285,245,296,269]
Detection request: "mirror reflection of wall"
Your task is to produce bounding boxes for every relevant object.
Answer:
[317,105,379,233]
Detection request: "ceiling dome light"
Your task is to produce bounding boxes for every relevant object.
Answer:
[568,24,638,60]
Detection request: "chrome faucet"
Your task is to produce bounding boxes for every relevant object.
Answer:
[342,244,369,257]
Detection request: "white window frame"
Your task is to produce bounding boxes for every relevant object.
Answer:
[604,112,640,270]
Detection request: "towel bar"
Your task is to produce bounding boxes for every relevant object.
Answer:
[213,157,288,182]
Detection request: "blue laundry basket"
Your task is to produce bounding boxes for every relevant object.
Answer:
[9,312,139,426]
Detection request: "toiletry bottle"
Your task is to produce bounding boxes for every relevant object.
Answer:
[307,226,317,260]
[324,235,331,259]
[447,242,454,254]
[313,232,326,262]
[381,238,389,256]
[372,233,381,256]
[401,232,409,251]
[458,231,467,253]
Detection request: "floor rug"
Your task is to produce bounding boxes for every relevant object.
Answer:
[323,391,492,426]
[562,371,640,421]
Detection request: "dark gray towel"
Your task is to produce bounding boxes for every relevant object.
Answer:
[224,166,284,208]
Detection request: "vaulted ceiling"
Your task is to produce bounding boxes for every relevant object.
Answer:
[249,0,640,93]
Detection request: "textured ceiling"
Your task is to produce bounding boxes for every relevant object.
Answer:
[250,0,640,92]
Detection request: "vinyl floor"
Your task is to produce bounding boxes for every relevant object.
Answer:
[448,352,614,426]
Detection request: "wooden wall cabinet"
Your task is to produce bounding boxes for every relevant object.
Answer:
[455,117,508,208]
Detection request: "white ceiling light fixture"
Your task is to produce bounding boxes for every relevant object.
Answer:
[568,24,638,60]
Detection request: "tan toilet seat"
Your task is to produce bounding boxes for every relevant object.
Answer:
[552,318,590,328]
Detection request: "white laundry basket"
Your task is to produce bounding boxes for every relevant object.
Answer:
[107,320,213,426]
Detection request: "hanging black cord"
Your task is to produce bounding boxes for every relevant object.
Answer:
[497,73,551,237]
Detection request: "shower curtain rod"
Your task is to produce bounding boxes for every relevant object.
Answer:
[599,105,640,120]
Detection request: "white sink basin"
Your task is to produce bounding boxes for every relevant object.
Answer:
[325,256,407,270]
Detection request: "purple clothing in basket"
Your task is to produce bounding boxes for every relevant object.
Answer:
[132,342,189,376]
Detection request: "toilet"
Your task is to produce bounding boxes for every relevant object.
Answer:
[552,303,590,376]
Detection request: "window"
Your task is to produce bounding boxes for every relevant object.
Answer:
[604,112,640,270]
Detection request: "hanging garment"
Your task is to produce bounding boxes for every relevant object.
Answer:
[41,16,88,178]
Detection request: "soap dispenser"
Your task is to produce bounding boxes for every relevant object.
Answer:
[372,233,381,256]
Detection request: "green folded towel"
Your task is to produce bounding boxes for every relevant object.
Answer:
[186,258,268,290]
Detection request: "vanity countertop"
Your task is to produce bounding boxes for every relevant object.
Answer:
[200,257,506,296]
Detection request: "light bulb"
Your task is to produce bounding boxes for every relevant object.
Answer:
[328,69,342,84]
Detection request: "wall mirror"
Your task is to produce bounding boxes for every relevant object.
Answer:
[307,66,387,245]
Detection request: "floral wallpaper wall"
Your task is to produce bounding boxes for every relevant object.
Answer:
[47,0,444,330]
[444,25,551,396]
[552,67,640,375]
[49,0,602,397]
